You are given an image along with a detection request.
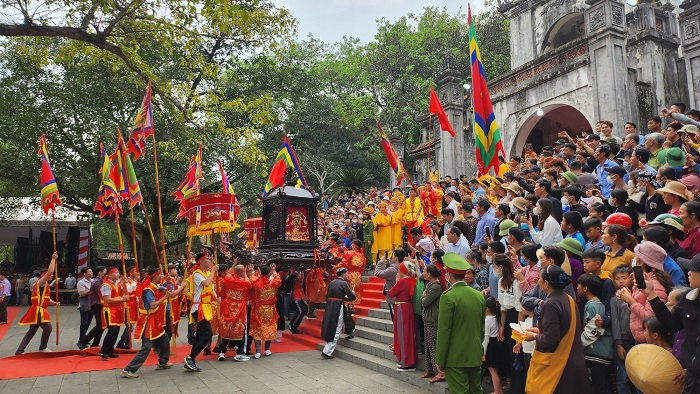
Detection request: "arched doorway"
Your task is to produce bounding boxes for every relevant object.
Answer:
[511,104,592,157]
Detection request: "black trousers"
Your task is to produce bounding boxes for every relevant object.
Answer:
[78,308,92,344]
[290,300,307,330]
[100,324,120,355]
[189,312,212,360]
[0,297,9,322]
[84,304,104,347]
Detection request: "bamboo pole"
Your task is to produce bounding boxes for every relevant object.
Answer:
[52,211,59,345]
[115,218,132,349]
[129,209,139,271]
[150,134,168,275]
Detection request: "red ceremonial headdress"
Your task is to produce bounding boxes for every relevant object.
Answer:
[128,267,138,275]
[107,267,119,276]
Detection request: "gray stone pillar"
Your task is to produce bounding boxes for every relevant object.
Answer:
[626,0,683,126]
[680,0,700,110]
[436,54,475,180]
[585,0,633,135]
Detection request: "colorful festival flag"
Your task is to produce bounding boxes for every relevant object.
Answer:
[94,143,122,220]
[126,82,154,161]
[112,131,143,208]
[172,146,204,218]
[217,160,240,227]
[37,135,62,214]
[263,134,308,196]
[428,86,455,137]
[469,5,506,176]
[378,122,407,185]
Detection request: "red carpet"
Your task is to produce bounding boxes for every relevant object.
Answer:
[0,339,316,379]
[0,307,21,342]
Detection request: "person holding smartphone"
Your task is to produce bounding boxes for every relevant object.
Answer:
[615,242,672,343]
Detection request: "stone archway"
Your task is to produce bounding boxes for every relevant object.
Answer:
[511,104,592,157]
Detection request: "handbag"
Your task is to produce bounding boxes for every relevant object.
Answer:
[413,278,426,315]
[343,306,355,334]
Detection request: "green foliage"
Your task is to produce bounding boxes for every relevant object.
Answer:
[334,168,374,195]
[0,2,511,256]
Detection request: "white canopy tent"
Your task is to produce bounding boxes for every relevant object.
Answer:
[0,198,87,246]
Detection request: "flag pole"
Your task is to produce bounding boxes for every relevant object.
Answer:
[129,209,139,271]
[52,210,59,345]
[115,216,131,349]
[427,113,432,181]
[150,134,169,276]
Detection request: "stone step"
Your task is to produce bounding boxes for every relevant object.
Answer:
[354,325,394,345]
[368,307,392,320]
[355,315,394,332]
[316,342,449,394]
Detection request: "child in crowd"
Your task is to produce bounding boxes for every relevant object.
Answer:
[582,218,608,252]
[561,211,585,249]
[483,296,506,394]
[643,316,677,362]
[581,248,615,329]
[610,266,635,394]
[578,273,613,394]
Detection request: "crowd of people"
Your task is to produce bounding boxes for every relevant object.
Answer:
[315,104,700,393]
[7,105,700,392]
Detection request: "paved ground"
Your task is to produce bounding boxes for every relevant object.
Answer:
[1,306,433,393]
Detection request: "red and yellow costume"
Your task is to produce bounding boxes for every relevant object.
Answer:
[101,279,125,329]
[19,281,51,325]
[125,277,139,324]
[190,267,215,323]
[134,282,167,340]
[339,249,366,305]
[420,186,440,217]
[249,273,281,341]
[306,268,327,304]
[220,273,252,340]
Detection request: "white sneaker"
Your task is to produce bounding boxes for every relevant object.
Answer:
[120,369,138,378]
[264,350,272,356]
[254,353,261,359]
[40,348,53,353]
[234,355,250,362]
[218,353,225,361]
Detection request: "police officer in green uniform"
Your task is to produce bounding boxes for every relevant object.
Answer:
[435,252,486,394]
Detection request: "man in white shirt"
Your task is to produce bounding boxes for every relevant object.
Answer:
[64,273,77,289]
[445,226,471,257]
[77,267,93,349]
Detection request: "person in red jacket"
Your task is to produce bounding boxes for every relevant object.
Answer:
[16,252,59,355]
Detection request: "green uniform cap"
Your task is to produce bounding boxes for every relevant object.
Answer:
[556,238,583,257]
[443,252,472,274]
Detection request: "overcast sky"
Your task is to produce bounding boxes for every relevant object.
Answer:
[273,1,487,44]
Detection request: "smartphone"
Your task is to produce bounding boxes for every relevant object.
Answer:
[485,227,491,238]
[385,251,389,260]
[525,209,531,220]
[632,266,646,290]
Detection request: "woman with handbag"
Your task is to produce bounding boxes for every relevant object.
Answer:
[522,265,589,394]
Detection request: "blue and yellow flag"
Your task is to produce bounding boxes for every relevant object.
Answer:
[469,5,506,176]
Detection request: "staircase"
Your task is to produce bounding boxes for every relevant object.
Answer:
[284,273,449,394]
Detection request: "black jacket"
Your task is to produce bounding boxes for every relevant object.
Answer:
[650,291,700,380]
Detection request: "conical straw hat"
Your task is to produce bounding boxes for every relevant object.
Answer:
[625,343,683,394]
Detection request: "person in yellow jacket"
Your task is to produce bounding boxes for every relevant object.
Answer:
[184,253,219,372]
[391,196,406,249]
[373,202,393,259]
